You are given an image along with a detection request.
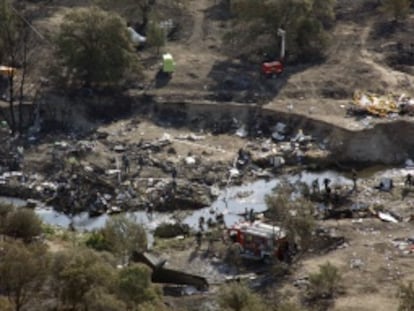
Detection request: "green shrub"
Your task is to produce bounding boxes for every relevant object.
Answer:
[381,0,411,21]
[86,231,111,251]
[397,282,414,311]
[307,262,342,301]
[154,223,189,238]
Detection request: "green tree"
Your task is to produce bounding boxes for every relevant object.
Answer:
[95,0,156,25]
[85,287,127,311]
[276,302,302,311]
[265,183,315,254]
[117,264,162,308]
[381,0,411,21]
[0,203,13,229]
[55,6,138,87]
[218,283,266,311]
[397,282,414,311]
[228,0,336,62]
[2,208,43,242]
[50,247,117,310]
[0,241,49,311]
[0,0,33,135]
[312,0,336,27]
[100,214,147,263]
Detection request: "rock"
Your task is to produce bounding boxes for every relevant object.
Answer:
[274,122,287,134]
[271,132,285,141]
[350,258,364,269]
[271,156,285,168]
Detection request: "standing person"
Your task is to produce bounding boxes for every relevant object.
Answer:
[198,216,205,232]
[405,173,412,187]
[196,231,202,248]
[249,208,254,222]
[137,154,144,176]
[352,169,358,192]
[311,178,320,194]
[323,178,331,201]
[323,178,331,193]
[122,154,130,174]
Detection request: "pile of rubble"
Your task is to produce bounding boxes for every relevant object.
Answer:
[352,90,414,117]
[0,133,219,217]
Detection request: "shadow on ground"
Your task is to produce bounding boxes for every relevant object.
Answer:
[155,70,173,88]
[206,59,289,103]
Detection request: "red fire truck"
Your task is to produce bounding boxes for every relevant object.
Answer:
[261,28,286,78]
[228,221,289,262]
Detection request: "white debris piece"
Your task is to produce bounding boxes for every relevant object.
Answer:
[185,156,196,165]
[378,211,398,223]
[106,169,121,175]
[127,27,146,46]
[236,126,248,138]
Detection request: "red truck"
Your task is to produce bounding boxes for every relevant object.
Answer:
[228,221,289,262]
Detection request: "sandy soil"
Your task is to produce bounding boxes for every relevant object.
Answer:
[7,0,414,309]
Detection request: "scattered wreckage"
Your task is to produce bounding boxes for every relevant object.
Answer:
[352,90,414,117]
[132,252,209,291]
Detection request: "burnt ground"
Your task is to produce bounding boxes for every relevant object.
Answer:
[2,0,414,310]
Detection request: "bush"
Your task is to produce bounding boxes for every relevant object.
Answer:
[117,264,162,308]
[0,203,13,230]
[218,282,266,311]
[100,215,147,262]
[146,18,165,54]
[397,282,414,311]
[154,223,189,238]
[2,208,43,242]
[86,231,111,251]
[381,0,411,21]
[307,262,342,301]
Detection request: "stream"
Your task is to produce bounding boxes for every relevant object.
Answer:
[0,170,354,233]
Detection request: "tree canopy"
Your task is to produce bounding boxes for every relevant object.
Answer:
[1,208,43,242]
[0,241,49,311]
[228,0,336,62]
[265,183,315,253]
[100,214,147,262]
[55,6,138,87]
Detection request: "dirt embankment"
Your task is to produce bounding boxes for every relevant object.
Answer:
[15,92,414,166]
[135,98,414,165]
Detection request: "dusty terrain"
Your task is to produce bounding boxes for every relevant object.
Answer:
[2,0,414,310]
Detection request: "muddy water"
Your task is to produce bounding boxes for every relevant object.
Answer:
[185,170,352,229]
[0,170,353,233]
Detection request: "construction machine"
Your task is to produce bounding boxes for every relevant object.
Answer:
[261,28,285,77]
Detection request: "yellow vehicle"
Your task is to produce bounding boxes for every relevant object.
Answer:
[0,65,16,77]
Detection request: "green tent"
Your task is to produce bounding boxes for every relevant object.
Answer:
[162,53,175,74]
